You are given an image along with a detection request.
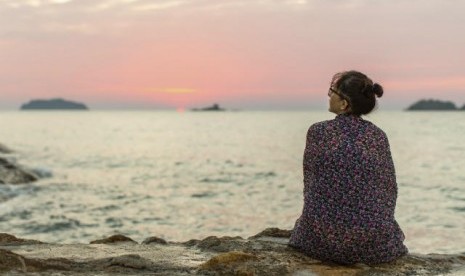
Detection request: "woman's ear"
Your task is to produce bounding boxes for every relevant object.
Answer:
[340,99,350,112]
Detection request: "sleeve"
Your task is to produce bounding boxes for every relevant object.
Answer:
[302,123,321,193]
[374,129,399,211]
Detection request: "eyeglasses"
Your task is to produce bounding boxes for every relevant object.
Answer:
[328,88,342,98]
[328,87,351,105]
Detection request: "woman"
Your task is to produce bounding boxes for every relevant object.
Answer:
[289,70,408,264]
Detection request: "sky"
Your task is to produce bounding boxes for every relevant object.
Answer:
[0,0,464,110]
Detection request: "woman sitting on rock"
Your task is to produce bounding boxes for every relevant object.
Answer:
[289,70,408,264]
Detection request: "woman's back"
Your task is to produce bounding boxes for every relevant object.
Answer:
[289,71,408,264]
[309,115,396,224]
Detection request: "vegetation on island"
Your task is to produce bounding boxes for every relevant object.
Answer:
[20,98,88,110]
[406,99,462,111]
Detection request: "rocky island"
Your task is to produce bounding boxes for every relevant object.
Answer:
[20,98,88,110]
[191,103,225,111]
[1,230,464,275]
[406,99,458,111]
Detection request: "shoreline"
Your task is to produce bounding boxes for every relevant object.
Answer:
[1,229,465,275]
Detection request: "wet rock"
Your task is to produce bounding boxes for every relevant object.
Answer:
[0,157,38,184]
[0,233,44,246]
[142,236,168,245]
[0,249,28,273]
[0,143,13,154]
[90,234,138,244]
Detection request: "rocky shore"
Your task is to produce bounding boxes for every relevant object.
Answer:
[1,229,464,275]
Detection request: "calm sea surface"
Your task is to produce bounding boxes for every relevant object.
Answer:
[0,111,464,254]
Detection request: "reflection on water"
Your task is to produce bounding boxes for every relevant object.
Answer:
[0,111,464,254]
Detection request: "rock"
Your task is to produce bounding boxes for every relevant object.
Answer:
[90,254,160,273]
[142,236,168,245]
[20,98,88,110]
[0,143,13,154]
[199,251,259,275]
[406,99,457,111]
[29,167,53,178]
[249,227,292,239]
[0,230,464,275]
[0,249,74,273]
[90,234,138,244]
[0,157,38,184]
[0,249,160,274]
[181,238,201,247]
[0,249,28,273]
[0,233,44,246]
[197,245,465,276]
[188,236,246,253]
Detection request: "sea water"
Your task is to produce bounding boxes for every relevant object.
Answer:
[0,110,464,254]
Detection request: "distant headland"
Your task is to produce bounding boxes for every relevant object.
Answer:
[20,98,88,110]
[406,99,464,111]
[191,103,225,111]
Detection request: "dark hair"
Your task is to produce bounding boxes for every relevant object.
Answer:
[331,70,383,116]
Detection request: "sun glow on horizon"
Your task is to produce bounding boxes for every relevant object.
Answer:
[145,88,196,94]
[1,0,464,109]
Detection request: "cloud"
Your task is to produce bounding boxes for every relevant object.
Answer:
[50,0,72,4]
[41,22,97,34]
[131,1,186,12]
[1,0,465,108]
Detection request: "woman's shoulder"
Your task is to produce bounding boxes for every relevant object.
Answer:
[360,120,391,148]
[308,119,332,132]
[363,119,388,138]
[305,119,337,140]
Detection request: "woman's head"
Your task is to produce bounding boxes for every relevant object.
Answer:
[328,70,383,116]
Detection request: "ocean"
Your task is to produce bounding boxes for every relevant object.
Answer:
[0,110,464,254]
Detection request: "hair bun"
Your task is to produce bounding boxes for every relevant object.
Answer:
[372,83,383,98]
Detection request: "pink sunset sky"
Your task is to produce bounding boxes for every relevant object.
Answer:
[0,0,464,110]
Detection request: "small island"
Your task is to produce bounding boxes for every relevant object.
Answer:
[406,99,458,111]
[20,98,88,110]
[191,103,225,111]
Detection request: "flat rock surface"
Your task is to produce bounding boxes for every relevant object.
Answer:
[1,230,464,275]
